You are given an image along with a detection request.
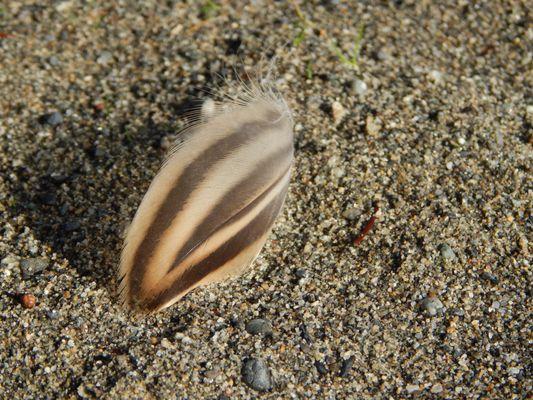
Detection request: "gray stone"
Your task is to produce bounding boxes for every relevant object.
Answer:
[480,271,499,284]
[97,51,113,65]
[294,268,307,279]
[242,358,272,391]
[48,56,59,66]
[43,111,63,126]
[431,383,443,394]
[245,319,272,336]
[376,48,390,61]
[64,220,80,232]
[420,296,444,316]
[353,79,367,95]
[439,243,456,261]
[20,257,49,279]
[342,207,359,220]
[46,310,60,320]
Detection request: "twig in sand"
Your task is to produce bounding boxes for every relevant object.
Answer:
[353,206,378,246]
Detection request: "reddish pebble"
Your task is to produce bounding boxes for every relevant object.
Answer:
[20,293,36,309]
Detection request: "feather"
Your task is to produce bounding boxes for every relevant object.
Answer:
[118,75,294,313]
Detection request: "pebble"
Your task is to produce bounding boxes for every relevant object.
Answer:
[331,101,348,125]
[480,271,499,284]
[20,293,36,309]
[406,384,420,393]
[63,220,81,232]
[56,1,74,12]
[428,70,444,84]
[439,243,456,261]
[1,255,19,268]
[339,356,354,377]
[46,174,64,187]
[315,360,327,375]
[245,319,273,336]
[96,51,113,65]
[376,48,390,61]
[453,308,465,317]
[420,295,444,316]
[48,56,59,66]
[46,310,60,319]
[365,115,381,136]
[294,268,307,279]
[42,111,63,126]
[20,257,49,279]
[342,207,359,220]
[431,383,444,394]
[242,358,272,392]
[353,79,367,95]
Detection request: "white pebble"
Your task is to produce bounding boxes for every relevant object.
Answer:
[331,101,348,125]
[428,70,443,84]
[365,115,381,136]
[431,383,443,394]
[353,79,367,95]
[406,384,419,393]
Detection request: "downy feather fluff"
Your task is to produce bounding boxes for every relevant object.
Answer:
[118,66,294,313]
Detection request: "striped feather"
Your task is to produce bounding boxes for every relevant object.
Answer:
[118,84,294,313]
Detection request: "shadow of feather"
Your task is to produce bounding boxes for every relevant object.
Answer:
[6,113,193,294]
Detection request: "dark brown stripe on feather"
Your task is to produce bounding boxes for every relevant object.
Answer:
[167,148,293,273]
[144,183,289,311]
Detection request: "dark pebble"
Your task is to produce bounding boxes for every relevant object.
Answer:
[480,271,499,284]
[489,346,500,357]
[315,360,327,375]
[294,268,307,278]
[300,323,312,343]
[63,220,81,232]
[41,111,63,126]
[20,257,49,279]
[245,319,273,336]
[339,356,354,377]
[452,308,465,317]
[90,145,105,158]
[37,192,57,205]
[49,173,70,184]
[242,358,272,392]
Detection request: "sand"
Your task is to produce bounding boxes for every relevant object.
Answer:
[0,1,530,398]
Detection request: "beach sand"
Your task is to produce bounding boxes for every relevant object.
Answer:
[0,1,530,398]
